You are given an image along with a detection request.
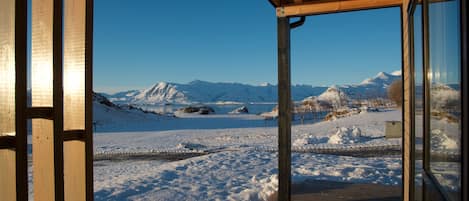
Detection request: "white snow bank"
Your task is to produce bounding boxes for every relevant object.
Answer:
[328,126,365,144]
[293,135,328,147]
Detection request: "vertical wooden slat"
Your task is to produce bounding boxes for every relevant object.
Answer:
[52,0,65,199]
[461,0,468,200]
[32,0,64,200]
[64,141,86,201]
[0,150,16,201]
[63,0,86,199]
[15,0,28,200]
[85,0,94,200]
[401,1,412,201]
[277,16,291,201]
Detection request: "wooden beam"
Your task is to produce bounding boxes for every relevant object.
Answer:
[64,130,86,141]
[0,136,16,149]
[85,0,95,200]
[277,0,403,17]
[277,17,292,201]
[15,0,29,200]
[27,107,54,119]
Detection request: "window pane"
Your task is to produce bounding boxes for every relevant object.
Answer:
[412,4,424,201]
[428,0,461,200]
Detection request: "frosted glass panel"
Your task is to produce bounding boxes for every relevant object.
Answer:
[1,1,18,200]
[64,0,86,130]
[32,0,53,107]
[0,0,16,137]
[32,0,56,200]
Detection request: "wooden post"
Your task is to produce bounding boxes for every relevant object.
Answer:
[85,0,94,200]
[15,0,28,200]
[277,16,292,201]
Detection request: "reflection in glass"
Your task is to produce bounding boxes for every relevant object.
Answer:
[428,0,461,200]
[412,4,424,201]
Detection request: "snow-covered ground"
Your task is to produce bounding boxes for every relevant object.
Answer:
[92,110,404,201]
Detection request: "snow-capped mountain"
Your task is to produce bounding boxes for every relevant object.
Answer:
[102,71,402,105]
[341,71,402,99]
[105,80,327,105]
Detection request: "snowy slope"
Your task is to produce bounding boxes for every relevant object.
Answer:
[93,93,174,131]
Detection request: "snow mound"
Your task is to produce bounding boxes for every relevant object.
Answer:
[431,129,459,151]
[256,174,278,201]
[328,127,366,144]
[293,135,328,147]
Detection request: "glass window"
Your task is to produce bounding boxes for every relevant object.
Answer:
[412,4,424,201]
[428,0,461,200]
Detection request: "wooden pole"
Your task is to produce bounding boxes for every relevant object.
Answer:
[15,0,28,200]
[277,16,292,201]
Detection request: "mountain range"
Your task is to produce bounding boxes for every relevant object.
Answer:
[102,70,402,105]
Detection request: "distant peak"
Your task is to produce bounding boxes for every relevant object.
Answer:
[149,82,168,89]
[375,72,390,79]
[259,82,272,87]
[391,70,402,76]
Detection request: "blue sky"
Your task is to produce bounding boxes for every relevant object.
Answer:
[94,1,402,93]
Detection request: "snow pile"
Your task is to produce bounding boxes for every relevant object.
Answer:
[293,135,328,147]
[328,126,366,144]
[431,129,459,151]
[256,175,278,201]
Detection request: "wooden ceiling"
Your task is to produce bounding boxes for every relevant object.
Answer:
[269,0,403,17]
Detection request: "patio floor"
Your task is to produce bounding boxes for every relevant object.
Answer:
[268,179,401,201]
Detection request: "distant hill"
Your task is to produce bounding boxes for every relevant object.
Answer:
[100,71,402,105]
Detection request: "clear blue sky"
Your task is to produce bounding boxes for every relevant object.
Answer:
[94,0,402,93]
